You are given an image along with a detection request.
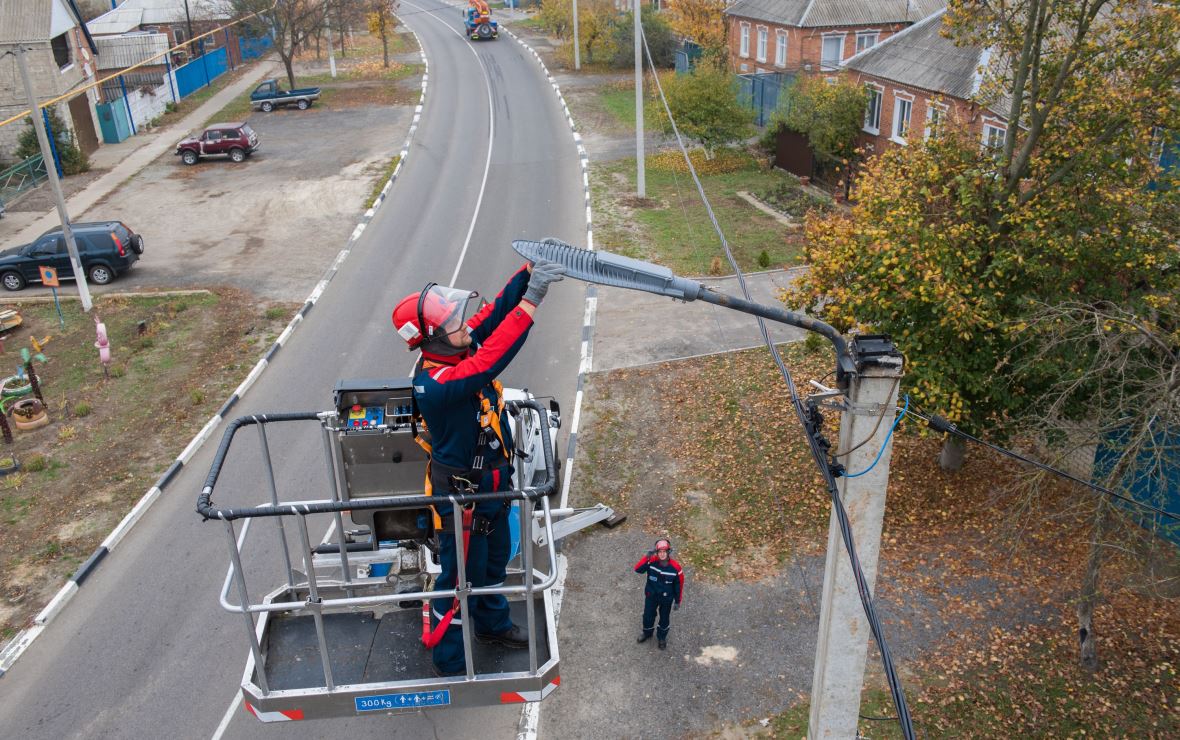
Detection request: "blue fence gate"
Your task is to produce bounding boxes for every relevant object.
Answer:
[174,46,229,99]
[736,72,793,128]
[239,34,273,61]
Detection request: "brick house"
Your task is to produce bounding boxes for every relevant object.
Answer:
[723,0,945,75]
[840,9,1012,157]
[88,0,246,69]
[0,0,102,163]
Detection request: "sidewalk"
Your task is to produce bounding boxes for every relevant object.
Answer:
[591,268,810,372]
[2,56,280,247]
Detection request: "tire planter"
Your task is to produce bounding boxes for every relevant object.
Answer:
[0,375,31,399]
[0,458,19,477]
[12,399,48,431]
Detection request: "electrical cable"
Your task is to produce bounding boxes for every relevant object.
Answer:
[641,31,916,740]
[845,395,909,478]
[833,376,900,457]
[905,408,1180,523]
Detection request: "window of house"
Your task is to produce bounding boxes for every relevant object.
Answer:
[174,28,187,44]
[982,121,1007,152]
[821,35,844,68]
[51,34,71,69]
[856,31,879,53]
[864,85,883,134]
[925,103,947,139]
[739,23,750,58]
[775,31,787,67]
[739,62,749,72]
[891,96,913,143]
[756,26,768,62]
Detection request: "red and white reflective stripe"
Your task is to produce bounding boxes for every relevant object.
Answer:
[500,676,560,703]
[244,702,304,722]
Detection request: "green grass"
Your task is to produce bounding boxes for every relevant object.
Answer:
[591,152,807,275]
[365,156,401,208]
[600,86,637,129]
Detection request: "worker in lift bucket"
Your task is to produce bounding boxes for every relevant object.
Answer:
[392,257,566,676]
[634,538,684,649]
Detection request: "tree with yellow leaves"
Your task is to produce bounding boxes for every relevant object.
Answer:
[666,0,728,67]
[790,0,1180,465]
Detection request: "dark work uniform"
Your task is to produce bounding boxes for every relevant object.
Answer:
[413,266,532,673]
[634,553,684,641]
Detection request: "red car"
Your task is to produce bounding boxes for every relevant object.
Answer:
[175,122,260,165]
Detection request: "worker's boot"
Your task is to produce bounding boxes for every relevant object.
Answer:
[658,638,667,650]
[476,623,529,648]
[637,632,652,643]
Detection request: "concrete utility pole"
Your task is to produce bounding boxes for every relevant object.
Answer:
[325,5,337,78]
[633,0,645,198]
[809,336,903,738]
[572,0,580,71]
[13,46,93,312]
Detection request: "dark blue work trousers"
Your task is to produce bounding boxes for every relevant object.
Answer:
[431,503,512,673]
[642,593,674,640]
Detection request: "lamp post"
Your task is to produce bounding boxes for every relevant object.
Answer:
[633,0,644,197]
[572,0,580,70]
[11,46,93,312]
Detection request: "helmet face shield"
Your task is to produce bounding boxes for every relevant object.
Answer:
[418,284,480,346]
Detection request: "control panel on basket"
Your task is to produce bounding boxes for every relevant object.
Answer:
[334,378,416,431]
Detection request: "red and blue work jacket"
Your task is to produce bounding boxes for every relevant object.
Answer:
[412,265,532,478]
[634,554,684,603]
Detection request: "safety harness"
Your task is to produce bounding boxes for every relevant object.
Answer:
[414,359,511,648]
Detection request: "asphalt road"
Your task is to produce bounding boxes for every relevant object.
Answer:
[0,4,585,738]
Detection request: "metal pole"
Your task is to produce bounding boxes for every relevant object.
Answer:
[320,424,353,595]
[572,0,580,71]
[13,47,93,312]
[633,0,645,198]
[809,339,904,739]
[294,513,336,690]
[164,52,178,103]
[257,424,295,586]
[116,74,136,135]
[522,497,537,672]
[225,521,271,694]
[452,497,475,679]
[325,5,337,79]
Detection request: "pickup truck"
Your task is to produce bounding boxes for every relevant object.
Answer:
[250,79,321,112]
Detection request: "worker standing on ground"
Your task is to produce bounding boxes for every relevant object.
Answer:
[634,538,684,650]
[392,257,566,676]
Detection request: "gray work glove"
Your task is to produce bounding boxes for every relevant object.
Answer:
[523,259,566,306]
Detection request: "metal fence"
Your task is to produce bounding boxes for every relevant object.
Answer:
[239,34,273,61]
[0,154,47,206]
[736,72,794,128]
[674,40,701,74]
[174,47,229,99]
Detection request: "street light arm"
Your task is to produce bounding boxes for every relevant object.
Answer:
[511,240,855,387]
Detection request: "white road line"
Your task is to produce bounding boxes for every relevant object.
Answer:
[403,0,497,290]
[210,690,243,740]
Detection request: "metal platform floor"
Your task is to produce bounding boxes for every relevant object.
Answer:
[260,599,551,690]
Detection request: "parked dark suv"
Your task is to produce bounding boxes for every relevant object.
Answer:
[175,122,260,165]
[0,221,143,291]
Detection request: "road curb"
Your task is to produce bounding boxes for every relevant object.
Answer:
[501,27,598,740]
[0,24,432,681]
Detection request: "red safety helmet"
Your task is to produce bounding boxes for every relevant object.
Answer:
[392,283,479,350]
[654,538,673,554]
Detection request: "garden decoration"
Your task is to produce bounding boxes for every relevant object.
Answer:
[20,347,47,404]
[95,318,111,378]
[12,397,48,431]
[0,406,12,445]
[0,373,32,416]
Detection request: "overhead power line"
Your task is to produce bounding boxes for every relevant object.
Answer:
[906,409,1180,523]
